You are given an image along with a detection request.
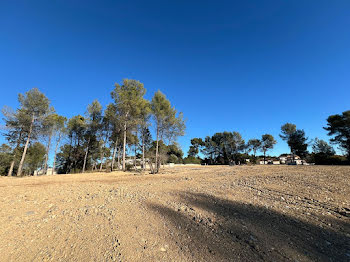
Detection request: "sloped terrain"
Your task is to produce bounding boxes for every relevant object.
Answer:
[0,165,349,261]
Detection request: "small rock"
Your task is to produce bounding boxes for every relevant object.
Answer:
[250,235,257,241]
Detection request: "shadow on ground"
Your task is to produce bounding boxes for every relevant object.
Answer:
[148,192,350,262]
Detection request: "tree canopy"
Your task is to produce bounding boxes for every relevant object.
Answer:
[324,110,350,160]
[1,84,350,176]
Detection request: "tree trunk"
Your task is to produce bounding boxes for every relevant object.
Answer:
[142,135,145,170]
[17,114,35,177]
[82,143,89,173]
[117,147,121,170]
[52,132,61,175]
[134,145,136,169]
[8,160,15,177]
[99,131,109,172]
[264,151,266,164]
[111,140,117,171]
[8,131,23,176]
[122,121,127,171]
[99,151,104,171]
[66,135,73,174]
[134,144,137,169]
[90,158,94,171]
[155,123,159,174]
[43,131,53,175]
[149,160,154,174]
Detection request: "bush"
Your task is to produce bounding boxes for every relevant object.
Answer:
[327,155,348,165]
[168,154,183,164]
[183,156,201,164]
[251,156,259,164]
[125,163,134,171]
[308,153,348,165]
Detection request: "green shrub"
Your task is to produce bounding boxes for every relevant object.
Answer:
[309,153,348,165]
[183,156,202,164]
[125,163,134,171]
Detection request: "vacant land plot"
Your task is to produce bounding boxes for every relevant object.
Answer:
[0,166,349,262]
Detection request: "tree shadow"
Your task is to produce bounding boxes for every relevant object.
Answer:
[148,192,350,262]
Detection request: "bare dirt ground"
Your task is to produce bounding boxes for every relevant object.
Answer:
[0,165,349,262]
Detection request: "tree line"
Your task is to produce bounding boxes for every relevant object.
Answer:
[187,116,350,165]
[1,82,350,176]
[0,79,185,176]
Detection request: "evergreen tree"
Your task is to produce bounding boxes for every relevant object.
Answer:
[261,134,277,164]
[312,138,335,155]
[83,100,102,173]
[41,113,62,175]
[288,130,308,158]
[324,110,350,160]
[151,90,185,173]
[15,88,52,176]
[247,139,261,157]
[111,79,147,171]
[52,115,66,175]
[2,107,28,176]
[188,138,204,157]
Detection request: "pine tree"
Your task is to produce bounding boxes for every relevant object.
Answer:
[111,79,147,171]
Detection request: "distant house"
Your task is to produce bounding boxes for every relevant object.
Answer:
[279,154,307,165]
[33,168,57,176]
[258,160,266,165]
[258,158,280,165]
[279,155,288,164]
[257,154,308,165]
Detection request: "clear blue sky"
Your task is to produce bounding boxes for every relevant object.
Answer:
[1,1,349,156]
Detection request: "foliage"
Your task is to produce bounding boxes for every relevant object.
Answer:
[307,153,347,165]
[324,110,350,160]
[287,129,309,158]
[261,134,277,163]
[151,90,185,172]
[167,143,184,164]
[280,123,309,159]
[312,138,335,155]
[146,141,184,164]
[183,156,202,164]
[58,115,87,173]
[140,127,153,152]
[0,84,186,175]
[0,144,12,175]
[3,88,52,176]
[199,131,245,165]
[247,139,261,157]
[188,138,204,157]
[167,143,184,159]
[24,142,46,175]
[111,79,148,171]
[308,138,339,165]
[280,123,296,142]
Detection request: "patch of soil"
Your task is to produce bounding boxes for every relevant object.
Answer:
[0,165,349,261]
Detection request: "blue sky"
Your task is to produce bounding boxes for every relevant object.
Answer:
[0,0,349,156]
